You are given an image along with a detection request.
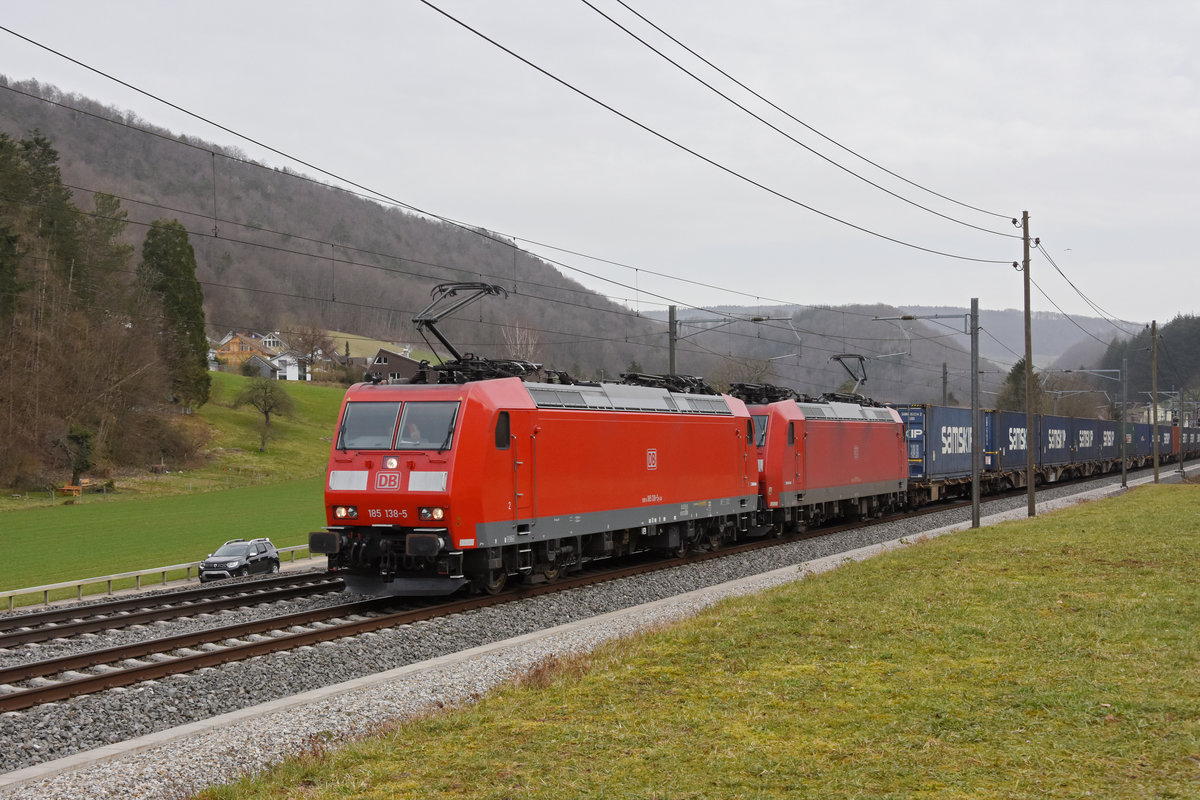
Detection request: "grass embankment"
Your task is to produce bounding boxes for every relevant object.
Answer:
[2,372,346,596]
[326,330,432,362]
[200,484,1199,799]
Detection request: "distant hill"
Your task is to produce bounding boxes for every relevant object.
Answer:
[641,303,1008,405]
[0,77,1135,402]
[905,306,1134,368]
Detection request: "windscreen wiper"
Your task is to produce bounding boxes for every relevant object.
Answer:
[438,407,459,454]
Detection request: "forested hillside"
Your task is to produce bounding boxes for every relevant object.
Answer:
[0,131,203,487]
[0,77,668,378]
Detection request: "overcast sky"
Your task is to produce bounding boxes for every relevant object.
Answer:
[3,1,1197,337]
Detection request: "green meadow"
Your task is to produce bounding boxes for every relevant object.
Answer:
[199,484,1199,800]
[2,372,345,597]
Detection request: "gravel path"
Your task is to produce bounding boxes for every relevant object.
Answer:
[0,470,1176,798]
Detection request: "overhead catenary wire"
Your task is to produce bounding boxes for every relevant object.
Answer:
[0,23,1142,343]
[2,72,1088,357]
[12,189,965,377]
[2,109,1023,390]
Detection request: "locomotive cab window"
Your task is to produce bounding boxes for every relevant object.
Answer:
[751,415,767,447]
[788,422,796,446]
[495,411,510,449]
[397,401,460,451]
[337,401,401,450]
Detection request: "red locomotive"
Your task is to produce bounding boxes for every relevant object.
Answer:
[732,385,908,533]
[310,375,760,595]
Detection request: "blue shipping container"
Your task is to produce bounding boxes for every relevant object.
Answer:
[1040,414,1072,467]
[1095,419,1120,461]
[993,410,1033,471]
[899,405,977,481]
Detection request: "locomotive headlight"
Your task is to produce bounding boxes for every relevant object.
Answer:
[418,506,445,521]
[334,505,359,520]
[383,457,399,470]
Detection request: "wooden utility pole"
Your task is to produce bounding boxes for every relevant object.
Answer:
[1152,319,1160,482]
[1121,356,1128,488]
[1022,211,1036,517]
[970,298,980,528]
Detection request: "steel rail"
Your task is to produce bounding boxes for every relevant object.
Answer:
[0,573,340,633]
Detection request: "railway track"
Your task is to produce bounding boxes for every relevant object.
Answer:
[0,499,975,714]
[12,460,1174,718]
[0,573,343,648]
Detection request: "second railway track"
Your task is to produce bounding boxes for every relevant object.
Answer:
[0,573,344,647]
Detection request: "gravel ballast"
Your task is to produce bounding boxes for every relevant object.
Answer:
[0,471,1174,798]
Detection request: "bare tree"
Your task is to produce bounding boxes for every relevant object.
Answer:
[706,358,773,393]
[234,378,295,451]
[287,324,334,380]
[501,322,540,363]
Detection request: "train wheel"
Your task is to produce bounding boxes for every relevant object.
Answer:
[476,569,507,595]
[541,564,562,583]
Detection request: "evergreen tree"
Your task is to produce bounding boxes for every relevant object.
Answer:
[138,219,210,408]
[0,227,22,320]
[77,192,133,303]
[995,357,1046,413]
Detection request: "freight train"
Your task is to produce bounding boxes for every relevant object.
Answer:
[308,283,1198,596]
[309,369,1197,596]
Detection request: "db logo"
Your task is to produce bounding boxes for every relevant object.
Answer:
[646,448,658,470]
[375,472,401,491]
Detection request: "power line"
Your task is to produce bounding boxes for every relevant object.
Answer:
[1035,241,1141,335]
[0,65,1066,387]
[579,0,1019,239]
[1027,275,1113,347]
[611,0,1013,221]
[413,0,1013,265]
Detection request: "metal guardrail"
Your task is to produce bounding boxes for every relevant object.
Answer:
[1,545,317,610]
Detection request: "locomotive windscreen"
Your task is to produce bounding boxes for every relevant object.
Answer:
[338,401,401,449]
[336,401,460,451]
[397,401,459,450]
